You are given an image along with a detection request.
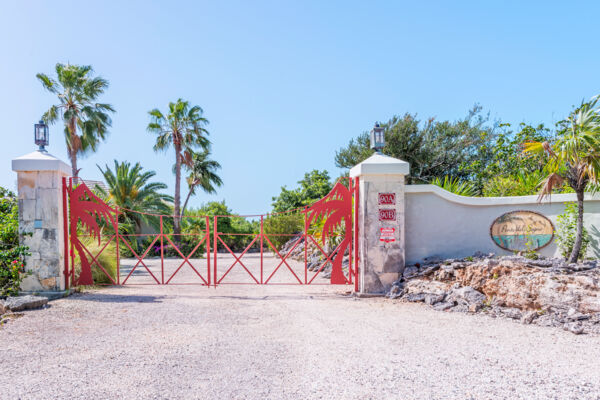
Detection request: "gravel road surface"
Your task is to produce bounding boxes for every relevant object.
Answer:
[1,254,599,399]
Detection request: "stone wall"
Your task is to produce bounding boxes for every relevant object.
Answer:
[17,170,67,291]
[12,150,70,292]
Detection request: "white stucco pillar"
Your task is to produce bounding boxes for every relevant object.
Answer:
[350,153,410,293]
[11,150,71,292]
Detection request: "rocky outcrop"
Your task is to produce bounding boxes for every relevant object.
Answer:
[387,254,600,335]
[2,295,48,312]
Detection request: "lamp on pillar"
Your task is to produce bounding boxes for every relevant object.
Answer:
[34,120,49,152]
[370,122,385,154]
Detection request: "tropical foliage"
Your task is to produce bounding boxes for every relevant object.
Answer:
[431,176,478,197]
[182,201,258,253]
[523,95,600,262]
[555,202,590,260]
[37,63,114,179]
[181,149,222,216]
[272,170,333,212]
[96,160,172,236]
[0,187,29,297]
[147,99,210,239]
[335,106,497,187]
[263,212,304,250]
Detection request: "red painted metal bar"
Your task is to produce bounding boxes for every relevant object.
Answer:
[354,177,360,292]
[306,236,349,284]
[206,216,211,287]
[119,235,161,284]
[116,213,120,285]
[304,206,308,284]
[348,178,353,285]
[61,177,70,289]
[216,235,260,284]
[163,234,208,284]
[213,216,218,288]
[69,178,75,286]
[263,235,303,284]
[160,215,164,284]
[81,239,117,285]
[260,216,264,284]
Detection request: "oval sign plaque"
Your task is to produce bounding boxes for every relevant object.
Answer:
[490,210,554,251]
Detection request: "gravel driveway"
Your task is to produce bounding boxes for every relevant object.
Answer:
[1,254,600,399]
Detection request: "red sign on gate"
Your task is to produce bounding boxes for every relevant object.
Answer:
[379,209,396,221]
[378,193,396,205]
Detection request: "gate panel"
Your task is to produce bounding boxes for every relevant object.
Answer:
[63,176,359,288]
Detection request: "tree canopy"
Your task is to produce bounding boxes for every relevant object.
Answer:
[271,170,333,212]
[335,106,497,186]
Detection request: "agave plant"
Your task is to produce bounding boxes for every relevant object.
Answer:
[430,176,478,197]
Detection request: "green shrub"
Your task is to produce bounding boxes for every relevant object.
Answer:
[0,187,30,297]
[73,236,117,285]
[263,212,303,250]
[555,202,590,260]
[431,176,478,197]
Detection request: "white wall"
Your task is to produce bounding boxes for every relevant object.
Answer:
[404,185,600,264]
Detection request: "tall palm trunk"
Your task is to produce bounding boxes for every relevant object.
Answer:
[181,188,194,217]
[568,189,585,263]
[173,142,182,242]
[68,118,78,182]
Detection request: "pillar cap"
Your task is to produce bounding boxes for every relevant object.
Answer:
[349,153,410,177]
[12,150,71,175]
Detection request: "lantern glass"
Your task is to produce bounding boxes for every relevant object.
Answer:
[34,120,49,149]
[370,123,385,152]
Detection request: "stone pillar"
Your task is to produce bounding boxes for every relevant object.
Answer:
[11,151,71,292]
[350,153,409,293]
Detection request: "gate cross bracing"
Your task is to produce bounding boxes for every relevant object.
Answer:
[62,177,359,291]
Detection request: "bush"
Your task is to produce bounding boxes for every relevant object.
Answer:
[73,236,118,285]
[555,202,590,260]
[263,212,303,250]
[0,187,29,297]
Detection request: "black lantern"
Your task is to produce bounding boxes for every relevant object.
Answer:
[370,122,385,153]
[34,120,49,151]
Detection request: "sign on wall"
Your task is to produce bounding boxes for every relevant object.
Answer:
[379,209,396,221]
[490,210,554,251]
[378,193,396,205]
[380,227,396,242]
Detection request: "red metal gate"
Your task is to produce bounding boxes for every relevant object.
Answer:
[63,177,359,290]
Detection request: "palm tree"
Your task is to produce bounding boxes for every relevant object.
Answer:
[181,149,223,216]
[524,96,600,262]
[96,160,173,239]
[37,63,115,180]
[147,99,209,238]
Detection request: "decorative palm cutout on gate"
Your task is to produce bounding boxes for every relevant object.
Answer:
[306,181,353,284]
[69,182,117,285]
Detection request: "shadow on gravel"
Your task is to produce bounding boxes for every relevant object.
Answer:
[76,293,166,303]
[207,294,346,301]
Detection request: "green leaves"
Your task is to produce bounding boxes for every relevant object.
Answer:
[0,188,30,297]
[37,63,114,176]
[555,202,590,260]
[271,170,333,213]
[431,176,478,197]
[96,160,173,235]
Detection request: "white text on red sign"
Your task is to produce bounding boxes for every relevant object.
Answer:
[378,193,396,205]
[379,209,396,221]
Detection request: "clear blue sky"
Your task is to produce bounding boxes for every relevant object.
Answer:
[1,1,599,214]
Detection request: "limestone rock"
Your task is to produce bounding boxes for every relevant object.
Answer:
[2,295,48,312]
[563,322,584,335]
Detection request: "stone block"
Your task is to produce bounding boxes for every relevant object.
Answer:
[35,171,59,189]
[18,199,36,222]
